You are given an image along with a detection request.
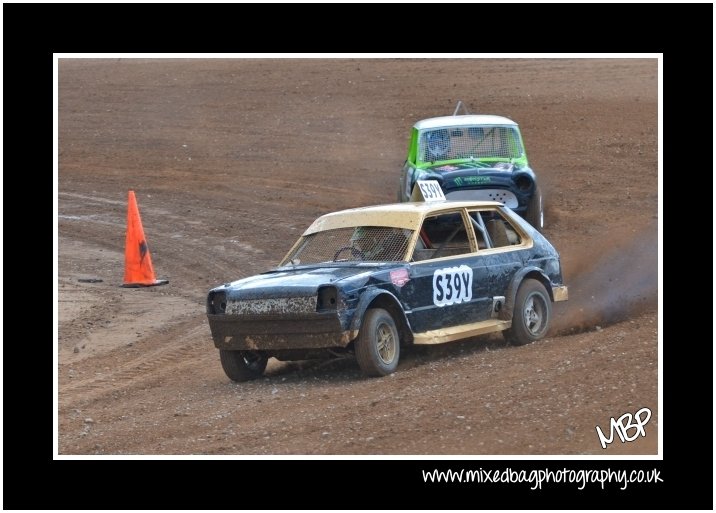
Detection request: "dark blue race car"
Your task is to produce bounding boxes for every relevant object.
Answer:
[207,199,567,381]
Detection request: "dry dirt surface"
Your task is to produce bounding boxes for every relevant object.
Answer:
[58,58,658,456]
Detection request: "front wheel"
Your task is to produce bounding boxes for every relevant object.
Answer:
[525,185,544,231]
[504,279,551,346]
[355,308,400,377]
[219,350,268,382]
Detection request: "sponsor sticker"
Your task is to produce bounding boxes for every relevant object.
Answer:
[436,165,459,171]
[433,265,473,307]
[390,268,410,287]
[454,176,491,186]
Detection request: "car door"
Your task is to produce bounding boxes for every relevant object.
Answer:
[401,208,493,334]
[467,207,530,299]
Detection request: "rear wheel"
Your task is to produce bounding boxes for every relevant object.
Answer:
[525,186,544,231]
[504,279,551,346]
[355,308,400,377]
[219,350,268,382]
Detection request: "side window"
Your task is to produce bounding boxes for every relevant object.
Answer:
[412,212,472,261]
[468,209,522,249]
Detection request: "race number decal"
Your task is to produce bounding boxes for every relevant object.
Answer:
[433,265,473,307]
[416,180,446,202]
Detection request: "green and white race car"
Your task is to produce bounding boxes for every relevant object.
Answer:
[399,109,544,230]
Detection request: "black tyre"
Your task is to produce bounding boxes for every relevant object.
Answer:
[355,308,400,377]
[525,185,544,231]
[219,350,268,382]
[504,280,551,346]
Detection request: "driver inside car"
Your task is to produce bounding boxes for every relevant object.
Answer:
[425,129,451,161]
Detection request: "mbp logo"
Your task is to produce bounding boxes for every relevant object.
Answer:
[595,407,652,449]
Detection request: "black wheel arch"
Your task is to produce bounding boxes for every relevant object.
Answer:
[349,289,414,346]
[500,267,554,321]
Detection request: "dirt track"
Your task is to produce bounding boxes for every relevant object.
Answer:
[57,58,658,455]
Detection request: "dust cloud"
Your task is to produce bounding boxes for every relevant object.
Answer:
[553,220,658,333]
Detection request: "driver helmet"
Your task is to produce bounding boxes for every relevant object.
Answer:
[425,129,450,159]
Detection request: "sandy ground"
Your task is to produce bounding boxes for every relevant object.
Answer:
[57,58,658,455]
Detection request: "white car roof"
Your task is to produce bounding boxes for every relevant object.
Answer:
[414,114,518,130]
[304,200,503,234]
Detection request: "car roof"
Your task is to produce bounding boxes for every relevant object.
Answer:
[413,114,518,130]
[304,200,504,234]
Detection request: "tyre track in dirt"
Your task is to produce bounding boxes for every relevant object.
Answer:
[59,319,210,410]
[59,191,273,290]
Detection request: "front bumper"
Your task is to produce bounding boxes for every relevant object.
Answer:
[207,311,354,351]
[445,188,519,208]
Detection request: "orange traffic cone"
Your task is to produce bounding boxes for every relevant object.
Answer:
[122,190,168,287]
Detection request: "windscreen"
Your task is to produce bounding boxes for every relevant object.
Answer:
[281,227,414,265]
[419,126,523,163]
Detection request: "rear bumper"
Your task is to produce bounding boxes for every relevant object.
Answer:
[552,285,569,302]
[207,312,353,350]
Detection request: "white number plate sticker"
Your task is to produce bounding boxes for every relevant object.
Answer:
[433,265,473,306]
[417,180,446,202]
